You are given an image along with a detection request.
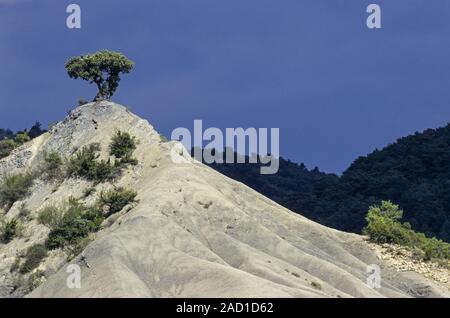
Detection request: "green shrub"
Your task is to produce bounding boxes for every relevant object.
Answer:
[421,237,450,261]
[10,257,20,273]
[27,270,45,292]
[364,201,450,261]
[14,131,30,144]
[0,139,17,159]
[411,247,425,261]
[364,201,420,246]
[0,172,36,208]
[92,159,120,181]
[41,151,63,179]
[83,187,96,198]
[38,205,63,229]
[44,189,136,254]
[18,202,31,220]
[0,218,21,243]
[46,200,103,250]
[116,155,138,166]
[78,98,88,106]
[67,143,100,177]
[159,134,169,143]
[19,244,48,274]
[364,201,412,245]
[46,215,99,250]
[68,144,119,182]
[99,187,137,216]
[109,131,137,159]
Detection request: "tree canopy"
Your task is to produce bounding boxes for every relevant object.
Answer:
[65,50,134,101]
[364,201,450,261]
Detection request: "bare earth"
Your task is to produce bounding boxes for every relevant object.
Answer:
[367,242,450,289]
[0,102,448,298]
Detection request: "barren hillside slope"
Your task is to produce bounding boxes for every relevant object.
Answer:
[0,102,448,298]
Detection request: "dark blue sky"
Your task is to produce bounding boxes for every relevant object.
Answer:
[1,0,450,172]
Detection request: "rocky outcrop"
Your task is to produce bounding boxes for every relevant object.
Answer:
[368,242,450,286]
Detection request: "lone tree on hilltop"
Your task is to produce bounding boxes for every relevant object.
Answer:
[65,50,134,102]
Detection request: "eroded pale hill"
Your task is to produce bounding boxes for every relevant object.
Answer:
[0,102,448,298]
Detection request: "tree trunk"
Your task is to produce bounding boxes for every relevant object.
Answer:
[93,91,105,102]
[93,81,108,102]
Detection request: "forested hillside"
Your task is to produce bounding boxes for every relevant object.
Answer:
[207,123,450,242]
[0,123,46,159]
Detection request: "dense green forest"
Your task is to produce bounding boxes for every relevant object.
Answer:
[206,123,450,243]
